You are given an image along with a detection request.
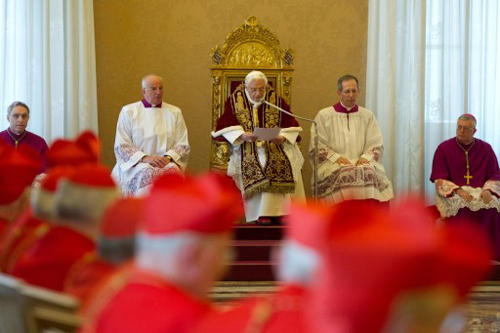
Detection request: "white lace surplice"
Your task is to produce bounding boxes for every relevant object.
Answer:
[435,179,500,218]
[309,106,394,205]
[112,101,190,196]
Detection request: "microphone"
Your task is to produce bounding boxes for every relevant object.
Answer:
[262,100,320,199]
[262,100,316,124]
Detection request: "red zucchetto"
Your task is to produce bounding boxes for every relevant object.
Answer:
[0,145,41,204]
[285,200,333,251]
[100,197,144,238]
[143,172,244,235]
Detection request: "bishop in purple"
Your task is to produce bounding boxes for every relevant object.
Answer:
[0,101,48,173]
[430,113,500,260]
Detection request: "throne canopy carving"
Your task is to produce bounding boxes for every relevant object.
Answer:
[210,16,295,170]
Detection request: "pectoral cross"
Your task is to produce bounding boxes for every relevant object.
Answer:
[456,138,475,186]
[464,171,473,185]
[6,129,27,148]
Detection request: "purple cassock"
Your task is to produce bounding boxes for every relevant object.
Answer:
[0,129,49,173]
[431,137,500,260]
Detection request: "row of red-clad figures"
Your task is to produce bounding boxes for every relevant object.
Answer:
[0,130,494,333]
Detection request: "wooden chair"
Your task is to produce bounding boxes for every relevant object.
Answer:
[0,273,26,333]
[0,273,81,333]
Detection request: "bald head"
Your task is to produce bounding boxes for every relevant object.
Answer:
[142,74,163,89]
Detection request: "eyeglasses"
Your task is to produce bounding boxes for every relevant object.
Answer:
[457,125,474,132]
[145,86,163,92]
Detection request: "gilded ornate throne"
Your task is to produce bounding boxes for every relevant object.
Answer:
[209,16,295,170]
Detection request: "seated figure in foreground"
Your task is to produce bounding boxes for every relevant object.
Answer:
[431,113,500,259]
[193,201,332,333]
[82,173,244,333]
[64,197,143,305]
[0,131,101,273]
[0,144,41,241]
[9,164,119,291]
[308,198,492,333]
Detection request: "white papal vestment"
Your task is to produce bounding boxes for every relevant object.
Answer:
[217,125,305,222]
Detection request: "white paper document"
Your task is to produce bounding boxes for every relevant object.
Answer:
[253,127,281,141]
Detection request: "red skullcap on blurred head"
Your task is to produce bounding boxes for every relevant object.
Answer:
[285,200,333,251]
[437,223,492,298]
[47,131,100,169]
[66,164,116,188]
[39,167,75,193]
[389,196,491,294]
[309,197,493,333]
[98,197,143,265]
[327,199,383,238]
[309,198,442,333]
[100,197,144,238]
[48,139,93,168]
[143,172,244,235]
[75,130,100,163]
[0,145,41,204]
[461,113,477,123]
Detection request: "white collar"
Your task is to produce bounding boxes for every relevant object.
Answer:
[340,101,356,111]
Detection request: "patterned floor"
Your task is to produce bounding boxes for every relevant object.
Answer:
[464,282,500,332]
[210,281,276,304]
[211,281,500,332]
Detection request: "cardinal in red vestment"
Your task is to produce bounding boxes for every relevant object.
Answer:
[81,172,243,333]
[194,200,334,333]
[0,144,41,239]
[9,164,119,291]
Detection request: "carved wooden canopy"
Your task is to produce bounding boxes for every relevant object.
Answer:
[209,16,295,170]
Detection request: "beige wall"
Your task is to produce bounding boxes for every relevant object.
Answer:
[94,0,368,196]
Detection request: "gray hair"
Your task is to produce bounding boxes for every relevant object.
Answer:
[141,74,163,89]
[31,187,56,221]
[98,236,136,265]
[7,101,30,116]
[54,180,119,224]
[276,239,321,285]
[136,231,210,279]
[244,71,268,86]
[337,75,359,92]
[458,114,477,129]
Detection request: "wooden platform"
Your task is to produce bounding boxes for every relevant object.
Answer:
[224,225,285,281]
[224,225,500,282]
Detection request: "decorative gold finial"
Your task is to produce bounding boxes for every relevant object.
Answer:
[245,16,259,27]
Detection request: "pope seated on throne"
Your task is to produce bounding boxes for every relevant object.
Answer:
[212,71,305,225]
